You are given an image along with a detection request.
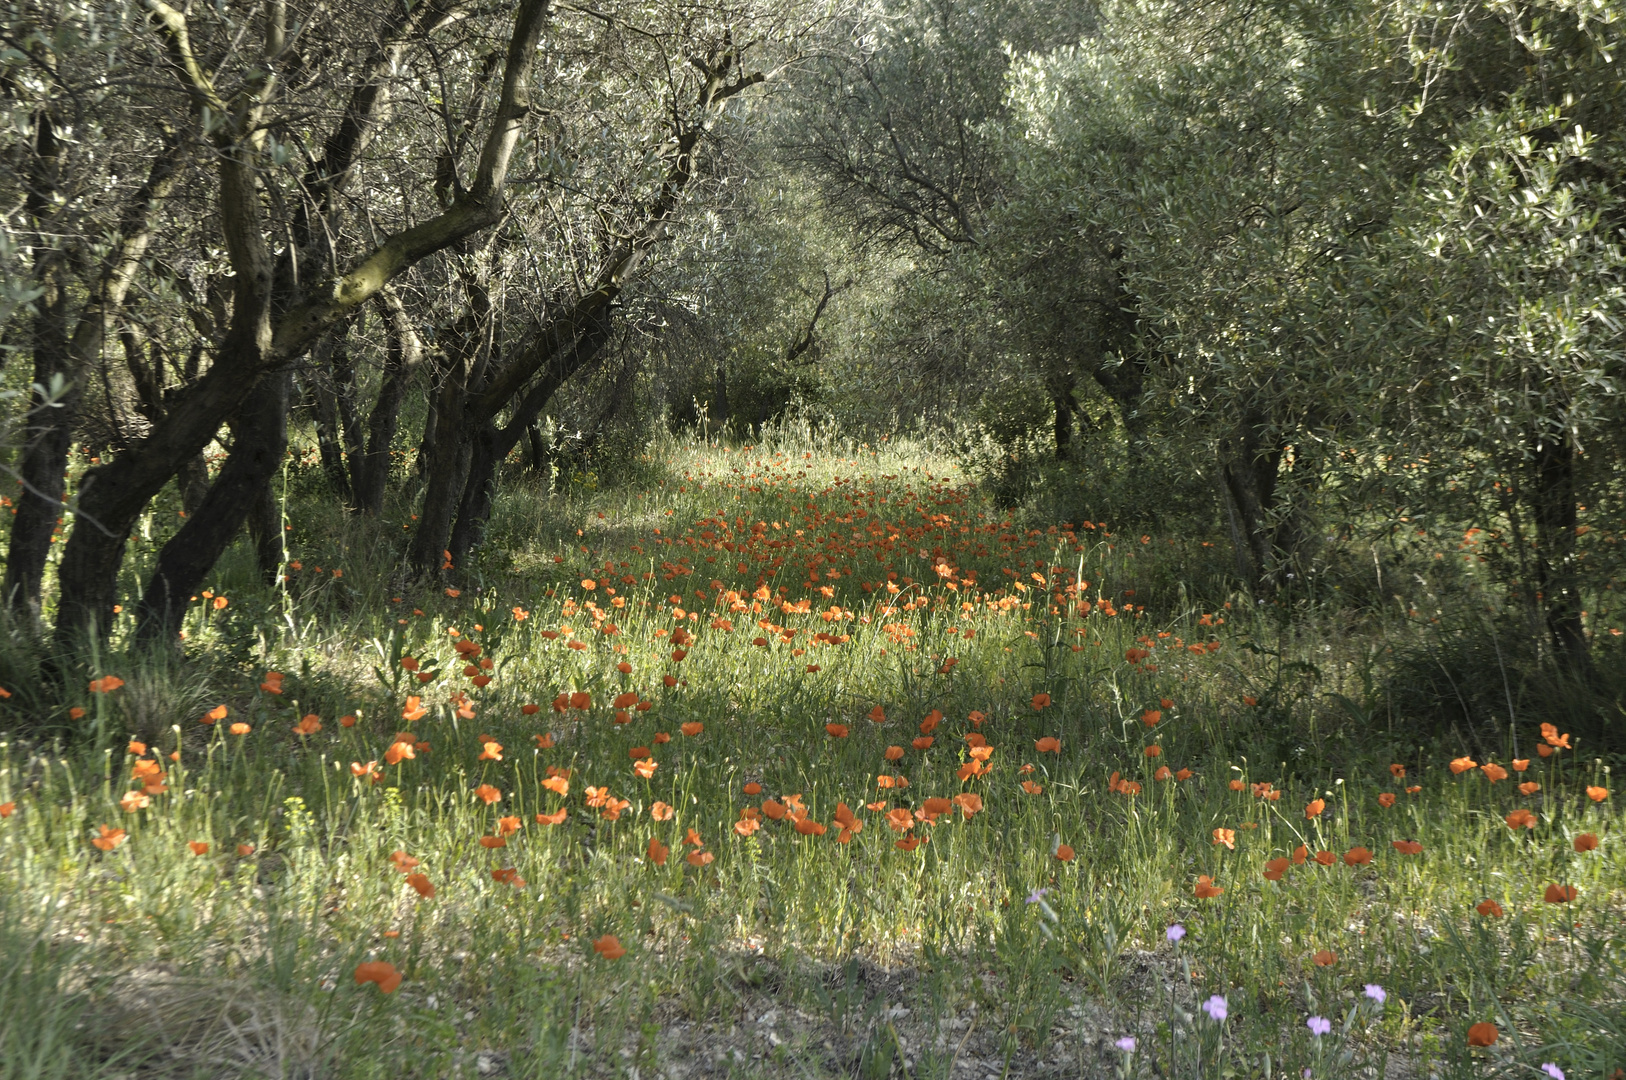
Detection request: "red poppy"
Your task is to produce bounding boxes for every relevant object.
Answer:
[1313,850,1336,866]
[535,809,567,825]
[1194,875,1223,898]
[474,784,501,805]
[1392,840,1423,855]
[188,841,210,855]
[1212,828,1236,850]
[406,873,434,898]
[1475,899,1503,918]
[593,935,627,960]
[1304,799,1325,819]
[1311,950,1337,967]
[1031,693,1050,710]
[825,723,849,738]
[1543,883,1577,903]
[1034,737,1060,754]
[1574,833,1599,852]
[1466,1022,1497,1047]
[1055,844,1075,862]
[1263,857,1289,881]
[354,961,402,993]
[1587,786,1610,802]
[1343,847,1373,866]
[1378,793,1396,808]
[681,722,703,736]
[647,837,669,865]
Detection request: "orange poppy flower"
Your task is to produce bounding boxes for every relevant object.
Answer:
[188,841,210,855]
[1212,828,1236,850]
[119,790,149,813]
[406,873,434,897]
[1229,779,1246,792]
[633,758,657,779]
[91,825,127,851]
[1144,745,1162,758]
[1511,759,1529,772]
[652,731,669,743]
[1389,763,1406,778]
[593,935,627,960]
[1537,744,1553,758]
[1392,839,1423,855]
[1154,766,1172,781]
[686,848,716,864]
[680,722,703,736]
[1313,850,1336,866]
[742,782,762,796]
[1034,737,1060,754]
[354,961,402,993]
[1587,786,1609,802]
[1242,695,1257,707]
[1194,875,1223,898]
[292,714,322,736]
[868,705,886,723]
[1481,763,1507,782]
[885,808,915,832]
[88,676,125,694]
[541,776,569,797]
[761,799,788,820]
[0,802,14,818]
[1505,808,1537,830]
[1449,757,1477,774]
[647,837,669,865]
[1406,784,1421,793]
[1378,792,1396,808]
[1344,846,1373,866]
[1543,883,1577,903]
[1311,950,1337,967]
[884,746,905,761]
[1305,799,1325,818]
[479,835,507,848]
[535,809,567,825]
[825,723,849,738]
[1573,833,1598,852]
[735,817,762,837]
[1518,782,1540,795]
[1031,693,1051,710]
[495,816,521,836]
[1055,844,1075,861]
[1176,768,1193,781]
[1020,780,1043,794]
[952,792,982,817]
[1475,899,1503,918]
[894,834,923,851]
[474,784,501,805]
[1540,723,1570,749]
[1263,857,1289,881]
[401,696,428,721]
[1466,1022,1498,1047]
[1141,709,1162,727]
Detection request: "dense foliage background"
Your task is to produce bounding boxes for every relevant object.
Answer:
[1,0,1623,748]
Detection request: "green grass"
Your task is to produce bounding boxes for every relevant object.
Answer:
[0,429,1620,1079]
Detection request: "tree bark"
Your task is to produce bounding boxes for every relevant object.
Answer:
[5,123,182,617]
[134,371,292,642]
[354,290,421,514]
[1052,389,1073,460]
[1216,415,1284,591]
[310,331,354,503]
[52,0,550,647]
[1530,431,1589,674]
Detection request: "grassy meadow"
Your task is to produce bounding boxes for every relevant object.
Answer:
[0,429,1620,1080]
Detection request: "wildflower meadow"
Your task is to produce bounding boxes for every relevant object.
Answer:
[0,430,1618,1079]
